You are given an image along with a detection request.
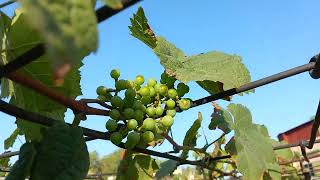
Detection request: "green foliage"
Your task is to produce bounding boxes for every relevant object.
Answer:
[103,0,123,9]
[129,7,157,49]
[6,142,37,180]
[225,104,277,180]
[4,128,20,150]
[155,160,179,178]
[209,108,233,133]
[89,150,124,175]
[20,0,98,70]
[29,122,89,180]
[181,112,202,159]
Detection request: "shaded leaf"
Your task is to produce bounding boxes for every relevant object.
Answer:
[20,0,98,78]
[29,122,89,180]
[4,128,20,150]
[181,112,202,159]
[226,104,277,180]
[197,80,231,100]
[155,160,179,178]
[6,142,37,180]
[209,108,233,133]
[264,163,282,180]
[103,0,123,9]
[129,7,157,49]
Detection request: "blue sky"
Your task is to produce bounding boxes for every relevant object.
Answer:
[1,0,320,158]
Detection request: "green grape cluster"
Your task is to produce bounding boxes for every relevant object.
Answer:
[97,70,192,149]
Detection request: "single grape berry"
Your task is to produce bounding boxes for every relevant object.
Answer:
[135,75,145,85]
[143,131,155,143]
[154,84,161,93]
[166,99,176,109]
[147,78,157,87]
[127,80,135,89]
[158,84,168,96]
[127,119,138,130]
[125,132,141,149]
[168,89,178,99]
[166,109,176,117]
[123,97,134,108]
[111,96,123,108]
[125,88,136,99]
[141,96,151,105]
[134,110,144,122]
[97,95,107,102]
[146,107,155,117]
[115,79,129,90]
[149,87,156,97]
[143,118,156,131]
[96,86,107,95]
[110,109,121,120]
[110,69,120,80]
[110,132,122,145]
[155,106,164,116]
[133,101,143,110]
[161,115,174,127]
[105,119,118,132]
[123,108,135,119]
[139,86,150,96]
[178,99,191,110]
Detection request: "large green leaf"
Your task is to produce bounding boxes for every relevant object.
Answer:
[19,0,98,72]
[264,163,282,180]
[155,160,179,178]
[30,122,89,180]
[5,10,83,141]
[6,142,37,180]
[129,7,157,49]
[117,153,159,180]
[181,112,202,159]
[154,37,252,94]
[226,104,277,180]
[4,128,20,150]
[271,140,295,163]
[209,108,233,133]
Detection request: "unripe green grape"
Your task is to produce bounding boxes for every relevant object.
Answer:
[134,110,144,122]
[135,75,144,85]
[168,89,178,99]
[154,84,161,93]
[178,99,191,110]
[161,115,174,127]
[111,96,123,108]
[127,80,135,89]
[166,109,176,117]
[143,131,155,143]
[110,109,121,120]
[125,88,136,99]
[158,84,168,96]
[139,86,150,96]
[115,79,129,90]
[123,108,134,119]
[110,69,120,80]
[133,101,143,110]
[119,126,129,137]
[110,132,123,145]
[106,119,118,132]
[146,107,155,117]
[149,87,156,97]
[143,118,156,131]
[166,99,176,109]
[127,119,138,130]
[147,78,157,87]
[135,84,141,91]
[97,95,107,102]
[123,97,134,108]
[155,106,164,116]
[125,132,141,149]
[141,96,151,105]
[96,86,107,95]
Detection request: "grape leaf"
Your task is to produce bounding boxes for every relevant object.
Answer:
[5,10,82,141]
[271,140,295,163]
[153,37,252,94]
[209,108,233,134]
[117,153,159,180]
[181,112,202,159]
[6,142,37,180]
[197,80,231,99]
[20,0,98,78]
[4,128,20,150]
[226,104,277,180]
[264,163,282,180]
[155,160,179,178]
[129,7,157,49]
[103,0,123,9]
[0,157,9,167]
[30,122,89,180]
